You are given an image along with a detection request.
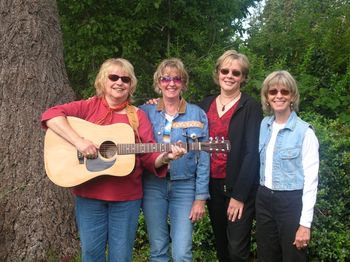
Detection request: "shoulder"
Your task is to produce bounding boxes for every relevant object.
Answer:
[186,102,205,112]
[240,93,260,107]
[138,103,156,113]
[84,96,100,104]
[295,115,312,131]
[198,95,217,109]
[261,115,272,126]
[184,102,208,119]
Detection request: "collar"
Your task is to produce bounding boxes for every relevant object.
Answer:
[267,111,298,130]
[156,97,187,114]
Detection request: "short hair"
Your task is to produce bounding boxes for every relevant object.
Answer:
[261,70,300,114]
[94,58,137,100]
[213,50,250,87]
[153,58,189,95]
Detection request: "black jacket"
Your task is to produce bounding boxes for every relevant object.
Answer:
[198,92,263,202]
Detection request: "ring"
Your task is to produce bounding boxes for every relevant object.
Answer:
[303,243,307,247]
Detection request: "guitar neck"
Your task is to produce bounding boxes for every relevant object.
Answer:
[117,142,199,155]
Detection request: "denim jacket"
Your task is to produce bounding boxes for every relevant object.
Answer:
[140,98,210,200]
[259,111,311,190]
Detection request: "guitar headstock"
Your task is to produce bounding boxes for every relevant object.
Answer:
[200,138,231,153]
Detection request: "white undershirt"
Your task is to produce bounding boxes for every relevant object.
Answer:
[264,121,319,228]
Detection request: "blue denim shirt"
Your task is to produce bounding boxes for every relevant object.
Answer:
[259,111,311,190]
[140,98,210,200]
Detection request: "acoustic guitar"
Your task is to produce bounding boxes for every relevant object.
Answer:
[44,117,230,187]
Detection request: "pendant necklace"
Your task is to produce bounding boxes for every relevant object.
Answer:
[218,92,241,112]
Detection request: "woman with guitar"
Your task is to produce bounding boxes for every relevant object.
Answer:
[41,58,185,262]
[140,58,210,261]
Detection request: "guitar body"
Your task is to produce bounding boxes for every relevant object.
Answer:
[44,117,135,187]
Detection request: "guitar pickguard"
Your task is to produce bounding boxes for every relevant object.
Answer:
[85,156,116,172]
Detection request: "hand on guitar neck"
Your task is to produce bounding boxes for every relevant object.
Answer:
[155,141,187,168]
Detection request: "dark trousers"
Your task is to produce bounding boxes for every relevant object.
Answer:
[207,178,256,262]
[255,185,307,262]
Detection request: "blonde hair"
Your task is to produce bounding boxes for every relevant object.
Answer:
[213,50,250,87]
[94,58,137,99]
[153,58,189,95]
[261,70,300,114]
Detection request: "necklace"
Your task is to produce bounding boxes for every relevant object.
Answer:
[218,92,241,112]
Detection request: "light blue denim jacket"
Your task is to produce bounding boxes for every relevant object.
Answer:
[140,98,210,200]
[259,111,311,190]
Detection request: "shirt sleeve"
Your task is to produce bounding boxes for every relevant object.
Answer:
[194,109,210,200]
[40,98,92,129]
[136,109,167,177]
[300,128,319,228]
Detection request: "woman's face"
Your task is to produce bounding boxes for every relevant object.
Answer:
[218,59,245,94]
[267,84,292,116]
[104,66,131,106]
[158,67,183,100]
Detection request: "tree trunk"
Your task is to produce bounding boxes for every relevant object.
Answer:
[0,0,79,260]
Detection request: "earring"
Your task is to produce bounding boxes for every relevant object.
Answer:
[290,102,294,109]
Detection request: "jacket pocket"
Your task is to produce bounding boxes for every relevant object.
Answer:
[279,147,302,173]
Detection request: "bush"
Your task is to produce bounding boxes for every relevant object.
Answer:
[301,112,350,261]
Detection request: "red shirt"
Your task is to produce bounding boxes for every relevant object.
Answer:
[207,98,239,179]
[41,96,166,201]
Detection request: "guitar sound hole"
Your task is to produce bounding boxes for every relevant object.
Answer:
[99,141,117,159]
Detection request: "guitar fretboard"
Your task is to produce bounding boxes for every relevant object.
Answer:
[117,143,201,155]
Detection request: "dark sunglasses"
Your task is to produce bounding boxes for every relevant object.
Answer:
[268,89,290,96]
[108,74,131,84]
[160,76,182,84]
[219,68,242,77]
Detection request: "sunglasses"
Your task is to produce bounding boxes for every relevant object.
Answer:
[268,89,290,96]
[108,74,131,84]
[160,76,182,84]
[220,68,242,77]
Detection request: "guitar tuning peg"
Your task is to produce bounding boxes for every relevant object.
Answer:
[221,137,225,142]
[215,136,219,142]
[209,137,213,142]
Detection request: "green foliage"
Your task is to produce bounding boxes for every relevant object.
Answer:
[247,0,350,122]
[133,212,149,261]
[300,112,350,261]
[57,0,257,101]
[192,212,217,260]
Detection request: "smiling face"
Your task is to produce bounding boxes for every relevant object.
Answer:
[158,67,183,100]
[267,84,292,118]
[218,59,245,95]
[261,71,300,119]
[104,65,131,107]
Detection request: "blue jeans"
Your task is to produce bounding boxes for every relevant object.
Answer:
[75,196,141,262]
[142,173,195,262]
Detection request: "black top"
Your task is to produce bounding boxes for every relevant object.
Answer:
[198,92,263,202]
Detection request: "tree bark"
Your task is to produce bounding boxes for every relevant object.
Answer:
[0,0,79,260]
